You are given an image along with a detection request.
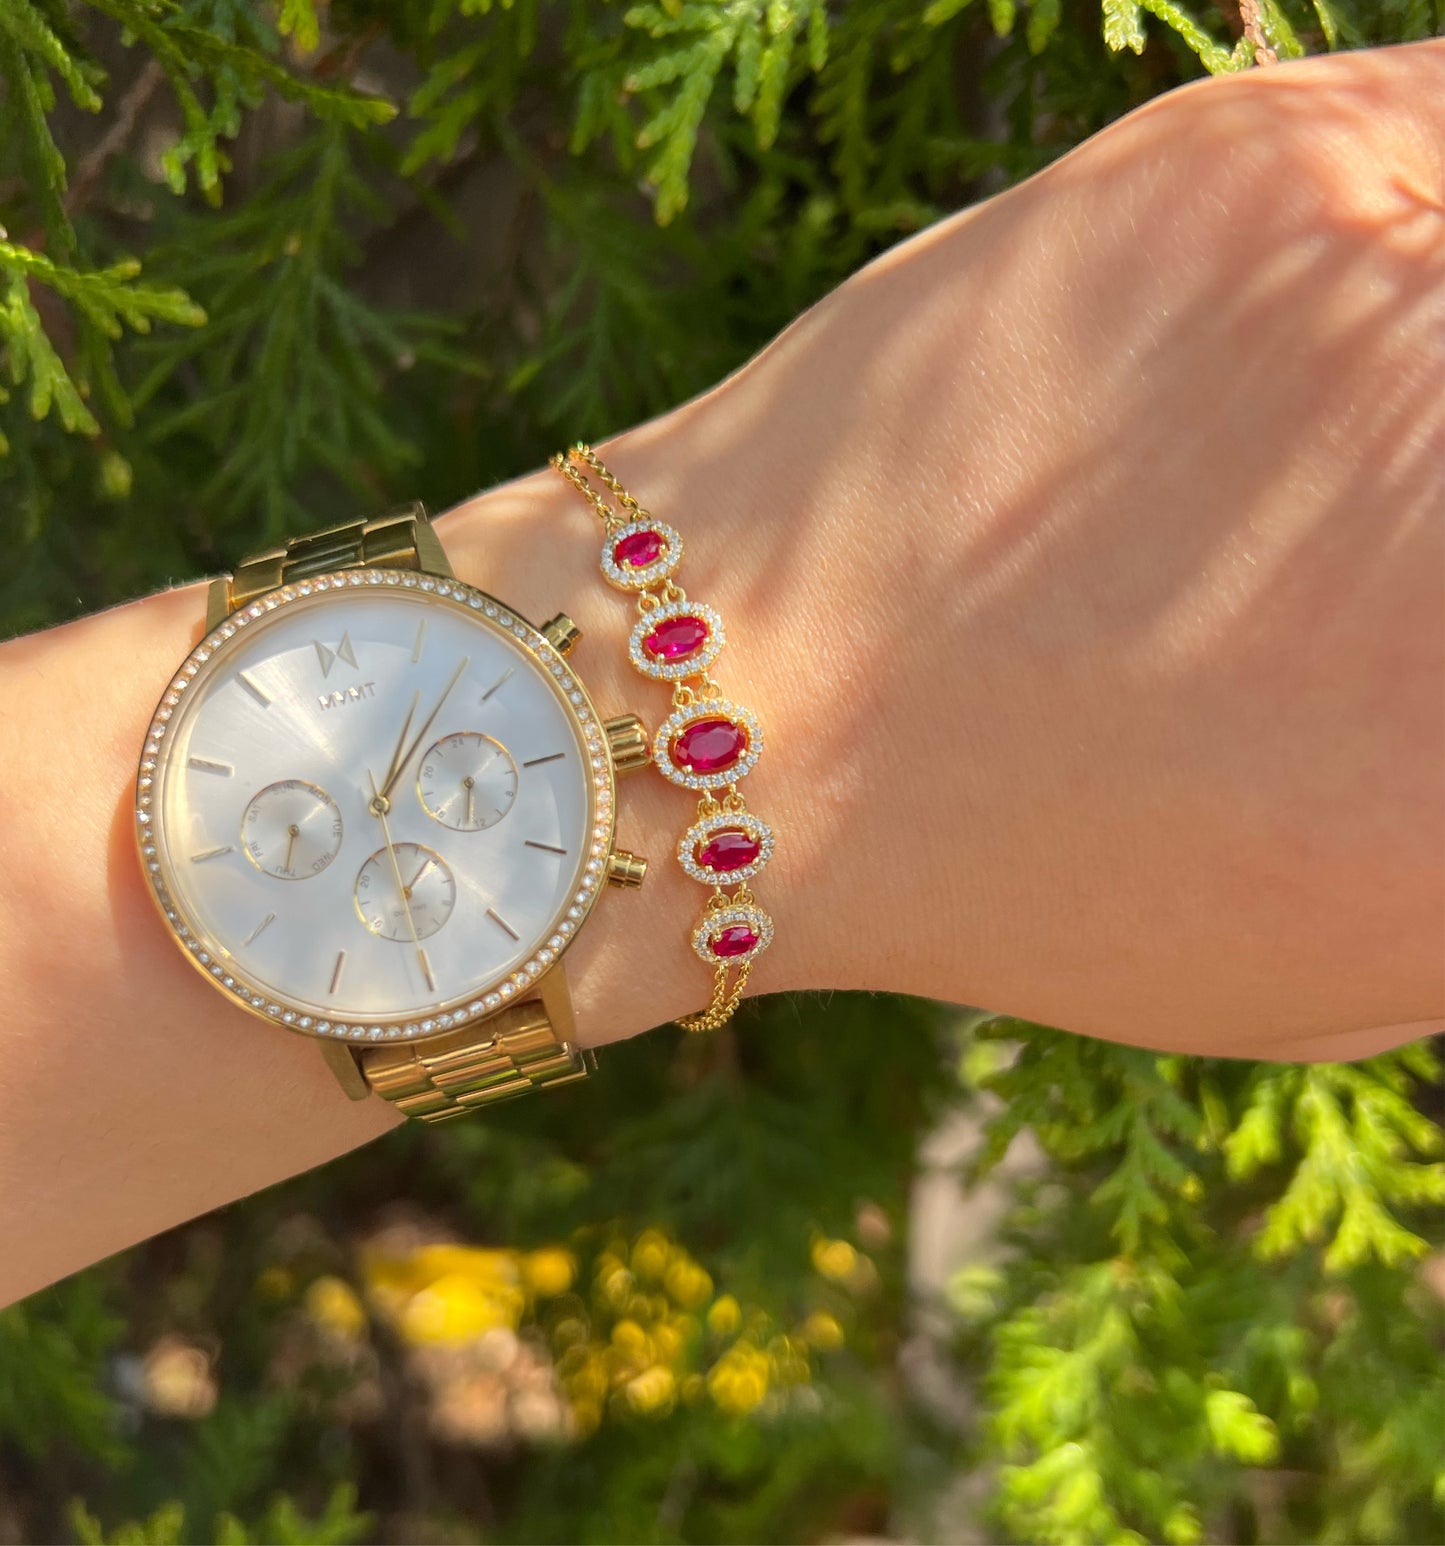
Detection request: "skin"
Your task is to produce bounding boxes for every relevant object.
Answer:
[0,42,1440,1309]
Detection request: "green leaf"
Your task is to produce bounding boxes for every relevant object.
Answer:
[1027,0,1063,51]
[1102,0,1147,52]
[1137,0,1232,70]
[0,0,103,111]
[276,0,321,53]
[987,0,1018,35]
[1204,1389,1280,1465]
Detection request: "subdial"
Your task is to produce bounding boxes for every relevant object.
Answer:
[418,732,518,833]
[354,843,456,941]
[241,779,343,880]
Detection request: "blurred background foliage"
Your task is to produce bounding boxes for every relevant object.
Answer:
[1,1,1442,1542]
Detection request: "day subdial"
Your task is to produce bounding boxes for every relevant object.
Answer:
[418,732,518,833]
[354,843,456,942]
[241,779,343,880]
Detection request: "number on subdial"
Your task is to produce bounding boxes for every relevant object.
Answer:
[417,732,518,832]
[354,843,456,941]
[241,779,343,880]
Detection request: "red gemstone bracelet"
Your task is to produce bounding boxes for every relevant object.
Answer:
[550,444,774,1031]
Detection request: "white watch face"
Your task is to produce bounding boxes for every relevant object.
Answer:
[136,570,616,1045]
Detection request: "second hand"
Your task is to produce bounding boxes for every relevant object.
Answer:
[367,770,436,996]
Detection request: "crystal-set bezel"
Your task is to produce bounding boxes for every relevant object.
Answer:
[599,519,684,591]
[691,903,774,965]
[627,600,725,682]
[677,810,774,886]
[652,699,762,791]
[135,568,616,1046]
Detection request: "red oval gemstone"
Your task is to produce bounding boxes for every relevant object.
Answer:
[644,613,709,662]
[710,924,759,959]
[696,828,762,874]
[614,529,664,568]
[672,716,747,775]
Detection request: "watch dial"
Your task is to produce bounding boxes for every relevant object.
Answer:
[137,573,614,1041]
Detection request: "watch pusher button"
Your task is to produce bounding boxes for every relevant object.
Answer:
[606,850,648,889]
[603,713,651,776]
[541,613,582,656]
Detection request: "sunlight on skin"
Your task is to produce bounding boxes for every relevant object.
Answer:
[0,43,1439,1307]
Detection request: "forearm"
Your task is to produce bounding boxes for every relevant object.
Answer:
[2,43,1440,1307]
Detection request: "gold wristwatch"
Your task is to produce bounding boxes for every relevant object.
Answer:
[134,506,650,1121]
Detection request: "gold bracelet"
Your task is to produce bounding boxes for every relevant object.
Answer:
[550,444,774,1032]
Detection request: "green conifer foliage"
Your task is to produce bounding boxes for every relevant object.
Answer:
[0,4,1439,1543]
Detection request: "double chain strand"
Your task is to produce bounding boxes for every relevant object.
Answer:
[551,444,774,1032]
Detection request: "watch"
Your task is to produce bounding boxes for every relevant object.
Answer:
[134,505,651,1122]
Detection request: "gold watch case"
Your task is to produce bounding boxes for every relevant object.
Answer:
[135,568,623,1052]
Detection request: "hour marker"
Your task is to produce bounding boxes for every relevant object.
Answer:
[329,951,346,995]
[481,668,514,702]
[188,756,233,777]
[525,840,567,855]
[522,752,565,768]
[191,845,234,863]
[242,913,276,947]
[487,907,519,940]
[419,948,437,993]
[237,672,271,708]
[411,619,427,664]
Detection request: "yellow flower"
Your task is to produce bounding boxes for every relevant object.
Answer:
[801,1311,845,1352]
[631,1229,673,1284]
[624,1365,677,1416]
[523,1248,577,1298]
[651,1319,686,1364]
[810,1237,858,1282]
[400,1272,524,1344]
[410,1244,520,1286]
[707,1295,742,1336]
[664,1259,714,1310]
[596,1259,636,1309]
[610,1318,651,1365]
[707,1344,771,1417]
[304,1275,367,1341]
[564,1350,610,1404]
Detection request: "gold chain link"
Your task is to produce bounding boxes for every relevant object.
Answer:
[677,961,752,1033]
[549,443,773,1033]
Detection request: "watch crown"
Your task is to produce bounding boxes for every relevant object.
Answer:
[607,849,649,889]
[541,613,582,656]
[603,713,651,776]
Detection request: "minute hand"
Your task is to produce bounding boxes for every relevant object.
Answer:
[379,656,468,802]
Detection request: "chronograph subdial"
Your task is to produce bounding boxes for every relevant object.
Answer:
[354,843,456,941]
[241,779,343,880]
[417,732,518,832]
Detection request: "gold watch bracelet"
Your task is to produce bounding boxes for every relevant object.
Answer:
[550,446,775,1032]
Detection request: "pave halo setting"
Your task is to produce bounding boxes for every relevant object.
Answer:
[552,444,776,1032]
